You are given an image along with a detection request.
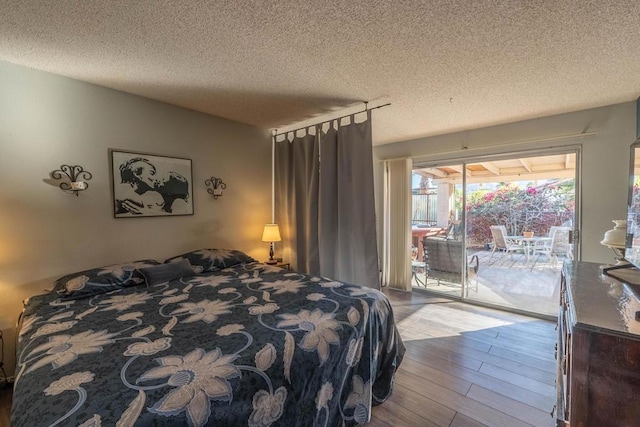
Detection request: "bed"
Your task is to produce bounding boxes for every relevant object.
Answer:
[11,249,404,427]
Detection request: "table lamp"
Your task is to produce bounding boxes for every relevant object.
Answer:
[601,220,627,265]
[262,224,282,264]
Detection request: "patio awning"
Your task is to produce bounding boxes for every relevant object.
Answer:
[415,153,576,184]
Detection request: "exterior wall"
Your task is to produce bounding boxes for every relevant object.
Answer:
[436,183,453,227]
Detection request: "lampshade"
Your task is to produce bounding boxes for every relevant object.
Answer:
[261,224,282,243]
[601,220,626,248]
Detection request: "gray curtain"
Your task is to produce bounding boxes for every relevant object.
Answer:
[275,112,380,288]
[274,131,320,274]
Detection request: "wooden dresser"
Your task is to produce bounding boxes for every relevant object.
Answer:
[557,261,640,426]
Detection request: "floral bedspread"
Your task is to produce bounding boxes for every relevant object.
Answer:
[12,262,404,427]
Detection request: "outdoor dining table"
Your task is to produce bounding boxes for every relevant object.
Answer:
[412,226,445,260]
[508,235,552,262]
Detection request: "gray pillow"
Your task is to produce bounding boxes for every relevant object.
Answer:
[139,259,194,286]
[164,248,256,272]
[52,259,160,300]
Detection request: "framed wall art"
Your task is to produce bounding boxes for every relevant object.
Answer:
[111,150,194,218]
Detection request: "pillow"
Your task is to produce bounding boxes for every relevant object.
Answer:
[165,248,255,273]
[140,259,194,286]
[53,259,160,300]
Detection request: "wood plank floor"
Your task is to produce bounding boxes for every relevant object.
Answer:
[369,288,557,427]
[0,384,11,427]
[0,289,557,427]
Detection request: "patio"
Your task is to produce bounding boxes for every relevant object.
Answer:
[412,248,564,317]
[410,152,578,317]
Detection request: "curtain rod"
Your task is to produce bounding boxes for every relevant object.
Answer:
[274,102,391,138]
[378,131,597,164]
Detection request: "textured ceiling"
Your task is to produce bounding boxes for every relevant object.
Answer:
[2,1,640,145]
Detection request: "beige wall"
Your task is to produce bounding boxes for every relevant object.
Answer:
[374,101,636,266]
[0,61,272,376]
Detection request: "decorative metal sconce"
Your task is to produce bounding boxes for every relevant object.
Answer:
[205,177,226,199]
[51,164,92,196]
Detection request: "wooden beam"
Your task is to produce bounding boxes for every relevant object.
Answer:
[519,158,532,172]
[433,168,575,184]
[413,170,432,178]
[479,162,500,175]
[418,167,448,178]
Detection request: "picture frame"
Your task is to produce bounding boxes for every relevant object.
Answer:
[110,150,194,218]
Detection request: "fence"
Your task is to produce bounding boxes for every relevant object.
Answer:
[412,190,437,225]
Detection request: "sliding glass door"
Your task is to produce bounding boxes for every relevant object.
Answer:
[411,163,465,298]
[411,149,578,317]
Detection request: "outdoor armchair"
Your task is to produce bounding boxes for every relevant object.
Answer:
[489,225,522,259]
[532,226,572,266]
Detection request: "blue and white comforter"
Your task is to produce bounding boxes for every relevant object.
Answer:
[12,262,404,426]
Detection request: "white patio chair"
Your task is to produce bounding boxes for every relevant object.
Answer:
[532,226,573,266]
[489,225,522,259]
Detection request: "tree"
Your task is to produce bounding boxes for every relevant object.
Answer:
[466,180,574,246]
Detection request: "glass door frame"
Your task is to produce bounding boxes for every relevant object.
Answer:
[412,145,582,309]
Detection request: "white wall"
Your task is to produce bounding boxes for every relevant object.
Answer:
[0,61,272,376]
[374,102,636,265]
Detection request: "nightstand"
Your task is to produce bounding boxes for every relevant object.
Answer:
[266,261,290,270]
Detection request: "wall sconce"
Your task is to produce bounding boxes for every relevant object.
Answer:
[51,164,92,196]
[205,177,226,199]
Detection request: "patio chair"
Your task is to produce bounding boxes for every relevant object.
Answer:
[532,226,573,267]
[422,236,480,291]
[411,245,426,287]
[489,225,522,259]
[411,259,426,287]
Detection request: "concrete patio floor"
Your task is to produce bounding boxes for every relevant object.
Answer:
[412,248,566,317]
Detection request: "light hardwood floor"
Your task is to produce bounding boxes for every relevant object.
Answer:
[369,288,557,427]
[0,289,557,427]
